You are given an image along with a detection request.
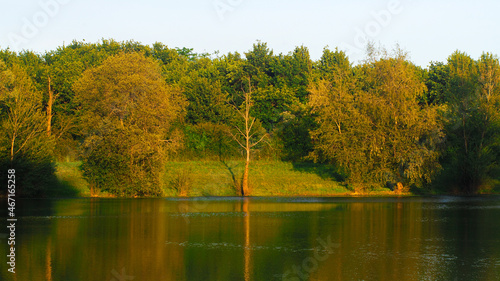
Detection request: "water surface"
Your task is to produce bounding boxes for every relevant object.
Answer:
[1,196,499,280]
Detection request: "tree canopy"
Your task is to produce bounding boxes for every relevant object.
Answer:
[1,40,498,196]
[309,49,444,190]
[73,52,185,196]
[0,60,56,196]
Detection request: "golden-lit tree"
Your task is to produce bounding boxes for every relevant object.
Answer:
[229,77,267,196]
[0,61,56,196]
[73,52,185,196]
[310,49,444,191]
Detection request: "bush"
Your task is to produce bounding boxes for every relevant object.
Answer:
[80,128,164,197]
[169,167,192,196]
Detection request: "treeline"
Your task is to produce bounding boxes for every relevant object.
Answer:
[0,39,499,196]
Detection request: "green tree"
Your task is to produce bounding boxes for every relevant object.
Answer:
[443,51,480,192]
[251,85,297,131]
[244,42,274,82]
[443,51,500,193]
[181,57,232,125]
[424,61,448,105]
[0,61,56,196]
[152,42,190,85]
[477,53,500,186]
[74,53,185,196]
[316,47,351,78]
[275,103,316,161]
[310,50,444,190]
[277,45,313,102]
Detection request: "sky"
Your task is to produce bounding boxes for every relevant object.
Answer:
[1,0,499,67]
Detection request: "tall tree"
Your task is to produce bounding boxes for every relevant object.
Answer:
[443,52,500,192]
[181,57,232,125]
[443,52,480,192]
[229,77,267,196]
[74,52,185,196]
[477,53,500,186]
[310,50,444,190]
[0,61,55,196]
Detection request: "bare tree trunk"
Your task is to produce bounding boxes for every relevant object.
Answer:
[242,155,249,196]
[10,133,15,162]
[229,77,267,197]
[241,92,251,196]
[47,77,54,136]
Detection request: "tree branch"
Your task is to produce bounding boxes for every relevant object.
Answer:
[229,131,246,149]
[250,133,268,148]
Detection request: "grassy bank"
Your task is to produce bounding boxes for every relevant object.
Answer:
[52,160,400,197]
[52,160,499,197]
[50,161,91,197]
[162,161,356,196]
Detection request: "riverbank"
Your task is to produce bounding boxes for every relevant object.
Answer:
[51,161,395,197]
[50,161,499,198]
[162,161,354,197]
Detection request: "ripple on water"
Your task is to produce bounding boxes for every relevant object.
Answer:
[20,215,126,221]
[164,240,334,253]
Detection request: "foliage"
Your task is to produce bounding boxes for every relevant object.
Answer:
[182,122,238,160]
[424,61,449,105]
[0,61,56,196]
[275,104,316,161]
[1,40,499,195]
[440,52,500,193]
[181,62,233,124]
[74,52,185,196]
[309,49,444,190]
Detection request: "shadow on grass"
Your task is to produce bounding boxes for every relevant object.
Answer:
[408,184,433,195]
[0,159,82,198]
[291,162,346,182]
[46,178,81,197]
[492,168,500,194]
[220,160,241,195]
[46,162,88,198]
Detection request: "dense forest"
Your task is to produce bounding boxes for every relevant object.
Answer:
[1,39,499,197]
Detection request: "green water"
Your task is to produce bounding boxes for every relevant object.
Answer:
[1,197,499,281]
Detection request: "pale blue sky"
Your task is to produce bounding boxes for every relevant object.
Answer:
[1,0,499,67]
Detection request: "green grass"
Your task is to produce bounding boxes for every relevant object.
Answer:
[162,160,353,196]
[50,161,118,197]
[47,161,90,197]
[50,160,404,197]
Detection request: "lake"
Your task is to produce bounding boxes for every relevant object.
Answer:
[1,196,500,280]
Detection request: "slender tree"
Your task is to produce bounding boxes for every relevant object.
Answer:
[229,77,267,196]
[45,76,57,136]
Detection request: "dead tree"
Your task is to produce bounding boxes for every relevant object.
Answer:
[229,78,266,196]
